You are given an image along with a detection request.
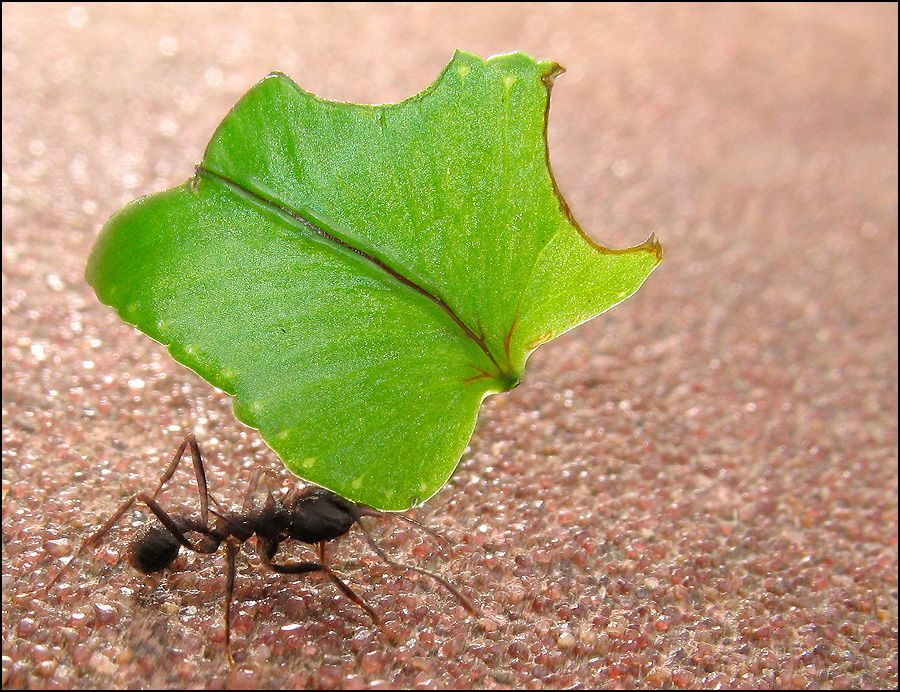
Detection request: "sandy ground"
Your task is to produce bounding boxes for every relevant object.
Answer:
[2,3,897,689]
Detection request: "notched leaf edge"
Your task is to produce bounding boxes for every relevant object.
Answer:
[87,50,663,510]
[198,50,661,384]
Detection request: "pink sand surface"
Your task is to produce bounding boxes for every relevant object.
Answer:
[2,3,897,689]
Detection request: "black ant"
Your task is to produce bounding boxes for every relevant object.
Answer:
[44,434,478,664]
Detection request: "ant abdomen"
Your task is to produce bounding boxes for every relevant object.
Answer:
[127,524,181,574]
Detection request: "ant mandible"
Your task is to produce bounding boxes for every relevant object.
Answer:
[44,434,478,664]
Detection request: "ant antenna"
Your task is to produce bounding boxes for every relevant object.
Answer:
[355,506,454,556]
[354,518,479,616]
[394,514,454,556]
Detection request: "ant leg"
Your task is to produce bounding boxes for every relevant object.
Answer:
[45,490,217,592]
[134,492,218,553]
[243,469,264,511]
[313,540,379,623]
[256,539,380,625]
[224,539,239,667]
[242,467,285,512]
[354,519,479,616]
[44,492,142,591]
[152,433,209,525]
[44,435,214,591]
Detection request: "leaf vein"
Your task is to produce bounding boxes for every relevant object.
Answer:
[195,165,509,383]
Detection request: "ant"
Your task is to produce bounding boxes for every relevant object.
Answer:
[44,434,478,664]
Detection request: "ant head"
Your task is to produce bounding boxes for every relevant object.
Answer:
[127,524,181,574]
[286,487,366,544]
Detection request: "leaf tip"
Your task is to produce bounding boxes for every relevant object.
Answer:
[645,232,664,263]
[451,48,477,61]
[264,70,292,82]
[540,60,566,83]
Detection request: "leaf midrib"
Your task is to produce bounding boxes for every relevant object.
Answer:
[196,165,516,389]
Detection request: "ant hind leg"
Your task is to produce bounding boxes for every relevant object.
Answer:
[154,433,210,525]
[44,434,215,592]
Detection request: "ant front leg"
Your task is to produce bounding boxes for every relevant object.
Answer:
[223,538,240,666]
[256,538,380,625]
[44,434,214,591]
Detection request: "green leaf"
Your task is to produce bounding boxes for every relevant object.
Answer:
[87,51,662,510]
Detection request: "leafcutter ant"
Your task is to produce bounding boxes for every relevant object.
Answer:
[44,434,477,664]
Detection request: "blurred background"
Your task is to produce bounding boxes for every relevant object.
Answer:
[3,3,897,689]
